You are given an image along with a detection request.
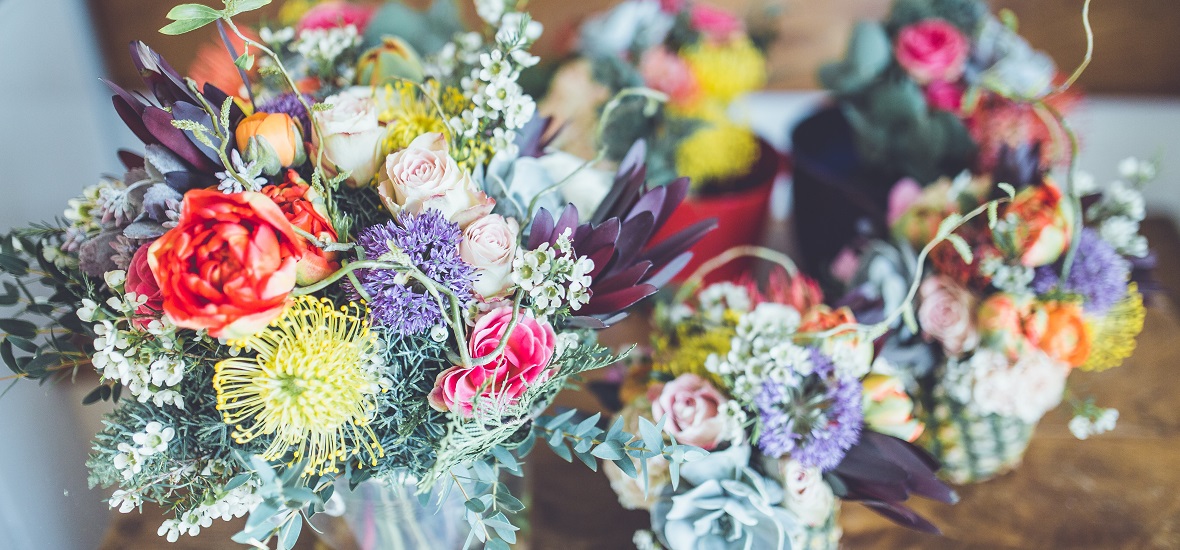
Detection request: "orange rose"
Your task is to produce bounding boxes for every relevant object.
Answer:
[996,180,1074,267]
[262,171,341,285]
[798,305,856,334]
[235,112,307,175]
[147,189,303,339]
[1037,301,1091,367]
[977,292,1047,359]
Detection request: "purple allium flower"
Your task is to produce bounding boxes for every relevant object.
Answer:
[257,93,313,137]
[355,209,474,335]
[1032,228,1130,313]
[755,349,863,471]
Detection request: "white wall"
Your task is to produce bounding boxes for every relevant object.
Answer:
[0,0,133,548]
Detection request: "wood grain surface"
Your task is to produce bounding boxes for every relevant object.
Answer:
[88,0,1180,96]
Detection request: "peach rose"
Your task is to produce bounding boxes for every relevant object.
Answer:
[147,190,302,339]
[998,180,1075,267]
[460,214,519,300]
[261,171,341,285]
[895,19,970,84]
[977,292,1048,359]
[862,374,924,442]
[428,307,556,417]
[649,373,731,450]
[639,46,701,107]
[235,112,306,175]
[917,275,979,356]
[1037,301,1091,367]
[378,133,494,227]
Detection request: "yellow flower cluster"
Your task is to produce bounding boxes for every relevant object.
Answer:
[1081,284,1146,372]
[379,82,448,155]
[682,37,767,104]
[675,120,760,188]
[651,317,738,387]
[213,296,385,476]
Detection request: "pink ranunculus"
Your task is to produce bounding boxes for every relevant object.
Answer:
[296,2,377,33]
[460,214,519,300]
[125,244,163,324]
[917,275,979,356]
[659,0,685,14]
[638,46,701,107]
[924,79,965,112]
[378,132,494,228]
[894,19,970,84]
[690,4,744,42]
[648,373,730,450]
[886,177,924,227]
[428,307,557,417]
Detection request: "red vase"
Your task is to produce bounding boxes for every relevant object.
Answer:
[653,139,783,283]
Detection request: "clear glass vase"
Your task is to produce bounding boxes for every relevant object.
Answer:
[312,476,470,550]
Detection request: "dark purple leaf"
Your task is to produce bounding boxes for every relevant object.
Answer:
[581,284,656,316]
[856,501,942,535]
[593,261,651,295]
[641,219,716,267]
[610,212,655,272]
[118,150,145,171]
[527,208,556,250]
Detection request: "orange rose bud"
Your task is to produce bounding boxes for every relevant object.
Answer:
[147,189,303,340]
[1038,300,1092,367]
[235,112,307,174]
[261,171,341,285]
[996,180,1074,267]
[977,292,1047,359]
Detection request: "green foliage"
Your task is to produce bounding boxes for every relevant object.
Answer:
[887,0,988,35]
[159,0,272,36]
[361,0,465,56]
[819,22,892,95]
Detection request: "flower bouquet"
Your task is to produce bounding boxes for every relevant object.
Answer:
[791,0,1078,274]
[600,249,957,549]
[839,156,1154,483]
[0,1,714,547]
[538,0,782,281]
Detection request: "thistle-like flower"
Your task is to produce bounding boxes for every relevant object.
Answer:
[213,296,386,475]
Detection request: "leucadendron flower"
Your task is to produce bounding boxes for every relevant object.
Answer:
[234,112,307,175]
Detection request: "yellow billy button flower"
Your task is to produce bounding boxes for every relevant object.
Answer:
[1081,283,1146,372]
[213,296,385,475]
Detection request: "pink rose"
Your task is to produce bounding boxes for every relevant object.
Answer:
[924,80,965,112]
[886,178,923,227]
[659,0,685,14]
[917,275,979,356]
[648,374,730,450]
[461,214,519,300]
[428,307,556,417]
[378,133,494,228]
[691,4,744,42]
[125,244,163,324]
[639,47,701,107]
[296,1,377,33]
[895,19,970,84]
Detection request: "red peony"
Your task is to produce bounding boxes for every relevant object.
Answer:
[147,189,302,339]
[261,171,340,285]
[895,19,970,84]
[125,244,163,324]
[429,307,557,417]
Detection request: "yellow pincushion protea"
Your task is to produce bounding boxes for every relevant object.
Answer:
[1081,283,1146,372]
[379,82,449,154]
[675,121,760,188]
[652,322,735,387]
[681,37,767,104]
[214,296,385,475]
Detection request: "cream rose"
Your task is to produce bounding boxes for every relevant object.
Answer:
[917,275,979,356]
[461,214,519,299]
[314,87,385,187]
[378,132,494,227]
[780,459,837,527]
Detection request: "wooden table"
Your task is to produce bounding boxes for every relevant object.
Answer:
[102,220,1180,549]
